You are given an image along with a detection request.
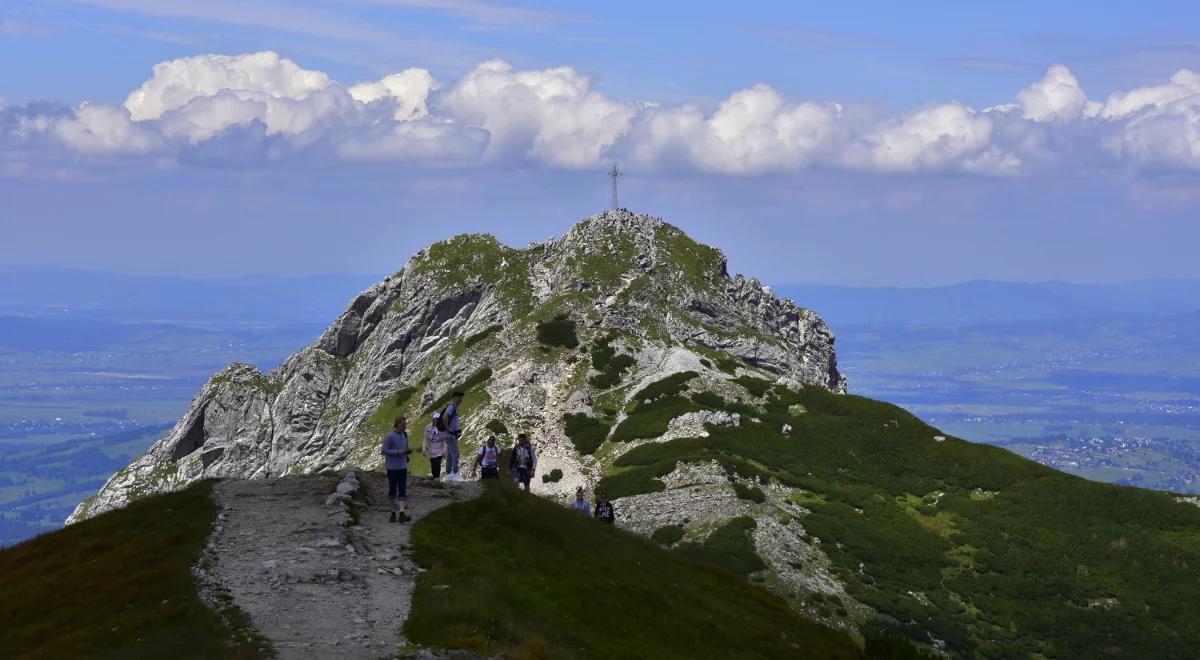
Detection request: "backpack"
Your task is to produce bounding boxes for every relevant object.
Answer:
[438,403,457,433]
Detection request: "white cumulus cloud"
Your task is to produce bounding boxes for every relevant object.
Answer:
[5,53,1200,175]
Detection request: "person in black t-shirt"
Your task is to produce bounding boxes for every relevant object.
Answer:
[594,491,615,524]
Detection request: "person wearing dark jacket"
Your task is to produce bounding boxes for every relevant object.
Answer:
[509,433,537,491]
[594,491,615,524]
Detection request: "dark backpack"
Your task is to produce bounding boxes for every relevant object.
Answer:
[436,404,453,432]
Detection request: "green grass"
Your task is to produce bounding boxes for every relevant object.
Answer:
[598,384,1200,657]
[459,324,503,354]
[0,481,268,659]
[536,314,579,350]
[631,371,698,402]
[424,368,493,414]
[562,413,611,455]
[485,419,509,436]
[676,516,766,578]
[404,483,861,659]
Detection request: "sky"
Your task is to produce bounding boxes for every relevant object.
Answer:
[2,1,1200,286]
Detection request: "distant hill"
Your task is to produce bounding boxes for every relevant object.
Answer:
[774,279,1200,328]
[0,266,378,323]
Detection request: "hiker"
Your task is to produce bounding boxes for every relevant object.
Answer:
[508,433,537,491]
[475,435,501,479]
[423,412,446,479]
[594,491,615,524]
[381,415,415,523]
[570,486,591,516]
[439,391,464,482]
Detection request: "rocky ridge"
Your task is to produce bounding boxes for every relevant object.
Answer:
[69,210,848,626]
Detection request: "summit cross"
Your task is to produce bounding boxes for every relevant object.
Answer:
[609,164,621,210]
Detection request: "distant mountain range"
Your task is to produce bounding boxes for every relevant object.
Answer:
[775,279,1200,328]
[0,266,378,324]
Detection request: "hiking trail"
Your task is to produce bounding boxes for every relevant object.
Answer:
[199,472,481,659]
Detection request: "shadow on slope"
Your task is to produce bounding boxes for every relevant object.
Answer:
[405,481,863,660]
[0,481,267,659]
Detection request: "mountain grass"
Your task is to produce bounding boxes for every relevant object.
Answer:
[589,335,636,389]
[0,481,268,659]
[610,395,702,443]
[601,384,1200,657]
[676,515,766,578]
[424,367,493,414]
[630,371,698,402]
[404,482,862,660]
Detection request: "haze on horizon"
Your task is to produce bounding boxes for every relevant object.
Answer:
[2,0,1200,286]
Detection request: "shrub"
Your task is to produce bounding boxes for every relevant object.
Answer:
[562,413,611,455]
[734,375,773,397]
[734,483,767,504]
[676,516,765,577]
[590,334,637,389]
[611,396,702,442]
[632,371,699,402]
[486,419,509,436]
[652,524,685,546]
[536,313,578,349]
[542,469,563,484]
[692,391,726,409]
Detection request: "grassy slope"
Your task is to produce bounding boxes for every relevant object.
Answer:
[0,481,266,660]
[405,482,862,660]
[599,384,1200,658]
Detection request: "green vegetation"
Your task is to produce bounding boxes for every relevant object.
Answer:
[541,469,564,484]
[601,384,1200,657]
[485,419,509,436]
[425,368,493,414]
[733,375,773,397]
[562,413,611,455]
[734,483,767,504]
[610,395,702,443]
[409,234,533,313]
[361,384,419,436]
[651,524,685,546]
[0,481,268,659]
[689,345,743,375]
[589,335,636,389]
[405,483,860,659]
[631,371,698,402]
[459,324,503,353]
[676,516,766,578]
[536,314,579,350]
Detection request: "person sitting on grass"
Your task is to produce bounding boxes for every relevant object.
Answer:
[475,435,502,479]
[570,486,591,516]
[509,433,537,492]
[423,412,446,480]
[381,415,416,523]
[594,491,615,524]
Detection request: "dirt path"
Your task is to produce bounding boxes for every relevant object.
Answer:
[202,472,481,659]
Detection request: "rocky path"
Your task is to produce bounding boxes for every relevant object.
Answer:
[201,472,481,659]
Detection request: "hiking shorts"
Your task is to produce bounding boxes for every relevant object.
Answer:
[515,467,531,485]
[481,466,499,479]
[387,469,407,500]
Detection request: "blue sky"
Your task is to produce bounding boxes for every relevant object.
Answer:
[2,1,1200,285]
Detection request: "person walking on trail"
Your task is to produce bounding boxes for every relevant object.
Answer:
[423,412,446,480]
[381,416,416,523]
[475,435,501,480]
[594,491,615,524]
[509,433,537,491]
[570,487,591,516]
[439,391,464,482]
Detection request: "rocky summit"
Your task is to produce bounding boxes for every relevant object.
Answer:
[72,210,841,522]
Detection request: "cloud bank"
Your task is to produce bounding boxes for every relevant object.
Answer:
[3,50,1200,176]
